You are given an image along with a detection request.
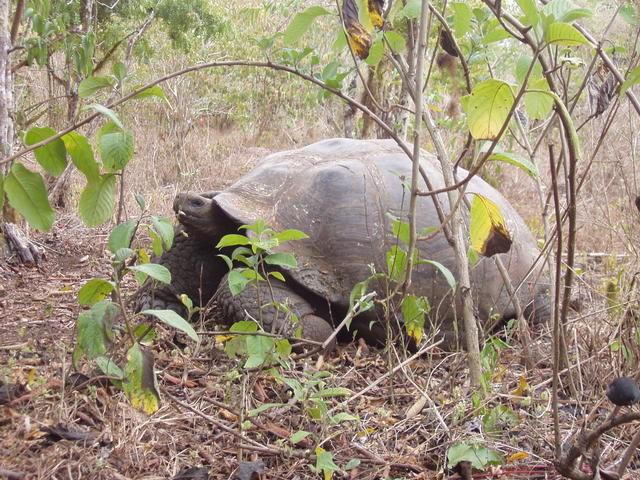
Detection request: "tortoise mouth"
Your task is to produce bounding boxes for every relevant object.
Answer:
[173,192,217,238]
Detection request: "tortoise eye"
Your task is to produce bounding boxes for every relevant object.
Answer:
[189,197,204,208]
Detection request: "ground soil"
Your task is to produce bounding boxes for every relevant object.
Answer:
[1,174,639,480]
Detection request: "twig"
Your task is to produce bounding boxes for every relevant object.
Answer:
[321,291,376,350]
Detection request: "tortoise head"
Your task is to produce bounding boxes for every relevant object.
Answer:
[173,191,224,238]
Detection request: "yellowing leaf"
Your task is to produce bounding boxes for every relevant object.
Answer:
[507,451,530,462]
[510,376,528,398]
[343,0,372,59]
[469,193,512,256]
[366,0,384,28]
[462,79,514,140]
[124,344,160,414]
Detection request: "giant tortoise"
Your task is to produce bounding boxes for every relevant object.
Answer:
[141,138,548,347]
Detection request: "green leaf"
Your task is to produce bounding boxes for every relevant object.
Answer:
[112,61,126,81]
[462,79,514,140]
[123,343,160,414]
[515,55,543,84]
[114,247,135,262]
[24,126,67,176]
[515,0,540,27]
[269,271,286,282]
[330,412,357,424]
[290,430,311,444]
[451,3,472,37]
[284,6,331,45]
[78,174,116,227]
[129,263,171,284]
[401,294,429,344]
[543,0,592,23]
[365,37,384,66]
[386,245,407,283]
[78,278,115,306]
[400,0,421,19]
[384,31,405,53]
[486,151,539,178]
[245,334,275,368]
[133,85,169,104]
[481,28,511,44]
[469,193,512,257]
[420,259,456,291]
[83,103,123,129]
[311,387,352,398]
[620,5,638,25]
[99,125,134,172]
[140,309,199,341]
[447,442,504,470]
[5,162,55,231]
[61,131,99,181]
[95,356,123,381]
[544,22,591,46]
[72,300,116,367]
[108,220,137,253]
[151,215,174,250]
[620,65,640,97]
[524,78,554,120]
[216,234,250,248]
[315,447,340,480]
[264,252,298,268]
[78,76,115,98]
[228,269,251,296]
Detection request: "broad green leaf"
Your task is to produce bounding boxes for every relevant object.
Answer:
[481,28,511,44]
[95,356,123,381]
[310,387,352,398]
[123,343,160,414]
[515,55,543,84]
[78,278,114,306]
[402,294,429,343]
[330,412,357,424]
[245,335,274,368]
[78,174,116,226]
[524,78,554,120]
[216,234,250,248]
[112,61,126,81]
[543,0,592,23]
[72,300,116,367]
[620,65,640,96]
[133,85,168,104]
[315,447,340,480]
[99,127,134,171]
[273,229,309,242]
[114,247,135,262]
[140,309,199,341]
[365,37,384,66]
[283,6,331,45]
[469,194,512,257]
[128,263,171,284]
[24,126,67,176]
[83,103,123,129]
[420,259,456,291]
[151,215,174,250]
[275,338,292,357]
[269,271,286,282]
[384,31,405,53]
[486,151,539,178]
[228,269,250,295]
[109,220,137,253]
[544,22,590,46]
[391,216,410,244]
[61,131,99,181]
[290,430,311,444]
[447,442,504,470]
[386,245,407,283]
[462,79,514,140]
[620,5,638,25]
[5,162,55,231]
[451,3,472,37]
[264,252,298,268]
[230,321,258,332]
[78,76,115,98]
[248,402,285,416]
[400,0,421,19]
[515,0,540,27]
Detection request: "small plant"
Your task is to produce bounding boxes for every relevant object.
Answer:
[72,196,198,414]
